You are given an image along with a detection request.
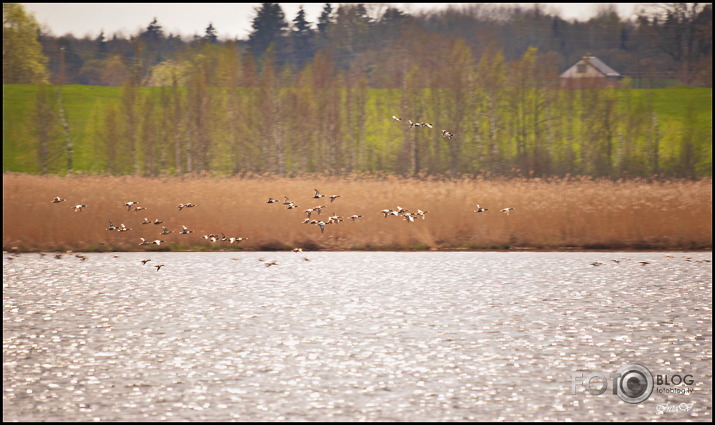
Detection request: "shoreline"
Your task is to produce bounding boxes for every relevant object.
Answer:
[5,247,713,254]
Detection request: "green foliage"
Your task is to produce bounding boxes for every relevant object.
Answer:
[3,82,711,178]
[2,3,50,84]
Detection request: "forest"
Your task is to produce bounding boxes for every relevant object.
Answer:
[3,3,713,179]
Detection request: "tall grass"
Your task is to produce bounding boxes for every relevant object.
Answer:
[3,173,712,251]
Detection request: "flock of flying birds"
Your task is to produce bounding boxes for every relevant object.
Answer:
[47,176,517,270]
[267,188,515,235]
[51,196,248,247]
[391,114,454,139]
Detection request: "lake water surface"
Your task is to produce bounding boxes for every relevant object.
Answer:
[3,251,712,421]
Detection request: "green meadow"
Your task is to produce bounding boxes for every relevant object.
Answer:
[3,84,712,176]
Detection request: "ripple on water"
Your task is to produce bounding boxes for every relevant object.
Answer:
[3,251,712,421]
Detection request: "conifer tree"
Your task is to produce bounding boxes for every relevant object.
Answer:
[290,6,314,67]
[204,23,218,43]
[247,3,288,57]
[317,3,333,34]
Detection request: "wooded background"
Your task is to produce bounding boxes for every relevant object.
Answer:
[3,3,712,178]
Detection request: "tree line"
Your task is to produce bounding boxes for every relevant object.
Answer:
[3,3,712,178]
[5,3,713,87]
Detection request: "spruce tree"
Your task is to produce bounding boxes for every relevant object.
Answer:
[291,6,314,67]
[317,3,333,34]
[247,3,288,57]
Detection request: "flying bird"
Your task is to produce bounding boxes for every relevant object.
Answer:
[124,201,139,211]
[141,259,151,265]
[313,189,326,199]
[501,207,515,215]
[392,115,402,121]
[474,205,488,213]
[155,264,165,271]
[316,221,326,234]
[52,197,65,203]
[72,204,87,212]
[442,130,454,139]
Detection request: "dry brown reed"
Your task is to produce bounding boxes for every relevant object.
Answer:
[3,173,712,252]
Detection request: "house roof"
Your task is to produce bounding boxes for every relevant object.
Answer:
[585,56,621,77]
[560,55,622,79]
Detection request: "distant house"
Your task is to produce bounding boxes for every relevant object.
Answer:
[559,54,623,88]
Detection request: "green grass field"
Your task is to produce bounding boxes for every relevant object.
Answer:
[3,84,712,175]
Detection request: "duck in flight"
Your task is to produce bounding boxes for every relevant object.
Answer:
[313,189,326,199]
[52,197,65,203]
[442,130,454,139]
[316,221,326,234]
[124,201,139,211]
[501,207,515,215]
[474,205,488,213]
[73,204,87,212]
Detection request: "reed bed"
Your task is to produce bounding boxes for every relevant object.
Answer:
[3,173,712,252]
